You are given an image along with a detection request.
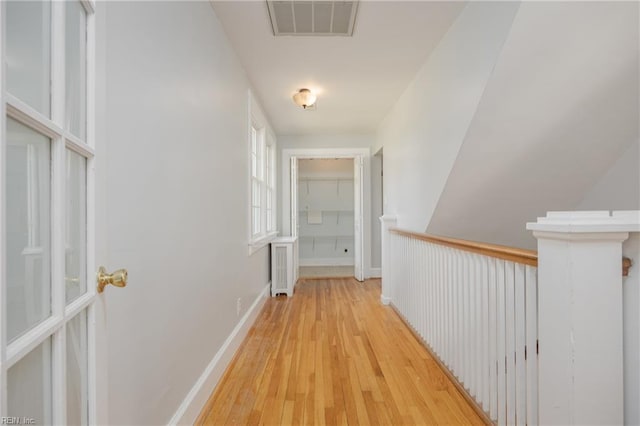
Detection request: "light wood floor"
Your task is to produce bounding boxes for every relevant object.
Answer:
[196,278,484,425]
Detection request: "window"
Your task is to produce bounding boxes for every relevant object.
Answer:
[249,94,276,251]
[265,141,275,233]
[251,125,263,237]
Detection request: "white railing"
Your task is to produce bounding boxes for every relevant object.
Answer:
[382,211,640,425]
[383,223,539,425]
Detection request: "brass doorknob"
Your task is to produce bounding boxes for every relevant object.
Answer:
[97,266,128,293]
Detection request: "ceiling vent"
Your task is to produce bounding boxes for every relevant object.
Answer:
[267,1,359,36]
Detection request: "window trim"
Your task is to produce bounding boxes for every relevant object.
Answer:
[248,92,277,254]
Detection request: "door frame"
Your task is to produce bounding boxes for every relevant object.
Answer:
[281,148,370,281]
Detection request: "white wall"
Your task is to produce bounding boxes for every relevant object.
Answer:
[99,2,272,424]
[374,2,521,232]
[426,2,638,250]
[577,139,640,212]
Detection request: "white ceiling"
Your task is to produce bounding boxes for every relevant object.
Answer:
[211,1,466,135]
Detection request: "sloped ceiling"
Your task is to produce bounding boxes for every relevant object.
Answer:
[210,1,465,135]
[427,1,639,249]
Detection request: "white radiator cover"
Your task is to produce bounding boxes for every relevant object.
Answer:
[270,237,298,297]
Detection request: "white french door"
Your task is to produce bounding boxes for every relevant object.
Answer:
[0,1,102,424]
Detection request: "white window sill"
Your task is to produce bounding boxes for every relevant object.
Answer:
[248,231,278,256]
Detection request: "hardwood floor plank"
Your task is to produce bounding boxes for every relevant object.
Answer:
[196,278,487,425]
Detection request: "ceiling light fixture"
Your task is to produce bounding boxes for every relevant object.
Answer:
[292,88,317,109]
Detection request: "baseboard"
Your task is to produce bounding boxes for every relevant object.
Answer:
[380,294,391,305]
[168,283,270,425]
[369,267,381,278]
[299,258,355,267]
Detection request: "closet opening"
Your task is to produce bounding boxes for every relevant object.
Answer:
[297,158,355,278]
[282,148,367,282]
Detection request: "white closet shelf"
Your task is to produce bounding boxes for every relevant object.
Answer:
[299,235,354,252]
[299,235,353,240]
[298,177,354,182]
[299,209,353,213]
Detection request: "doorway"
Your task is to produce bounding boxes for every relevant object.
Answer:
[282,148,367,282]
[297,158,355,278]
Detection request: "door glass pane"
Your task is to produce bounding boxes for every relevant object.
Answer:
[65,0,87,139]
[67,310,89,426]
[6,0,51,116]
[7,338,53,424]
[66,150,87,304]
[6,118,51,342]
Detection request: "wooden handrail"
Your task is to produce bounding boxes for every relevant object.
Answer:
[390,228,538,267]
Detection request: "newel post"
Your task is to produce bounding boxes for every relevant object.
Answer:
[527,211,640,425]
[380,215,397,305]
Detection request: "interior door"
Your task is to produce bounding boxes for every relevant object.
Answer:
[353,156,364,281]
[0,1,109,423]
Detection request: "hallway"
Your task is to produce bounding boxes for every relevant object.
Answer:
[0,0,637,423]
[196,279,484,425]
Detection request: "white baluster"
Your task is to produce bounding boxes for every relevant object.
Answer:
[505,261,516,425]
[461,252,468,388]
[424,242,430,341]
[445,248,450,361]
[410,238,415,328]
[476,254,483,399]
[396,235,401,310]
[437,246,443,358]
[430,243,436,350]
[405,238,410,323]
[414,239,420,330]
[451,249,457,372]
[489,257,498,422]
[417,242,422,340]
[451,249,458,377]
[448,249,454,369]
[470,254,477,397]
[433,244,439,355]
[459,250,465,383]
[481,256,490,412]
[525,265,538,426]
[515,263,527,425]
[497,259,507,426]
[402,238,406,317]
[454,250,461,380]
[418,241,424,339]
[445,248,456,370]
